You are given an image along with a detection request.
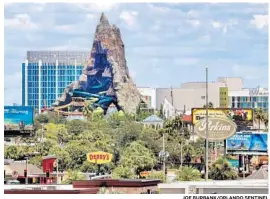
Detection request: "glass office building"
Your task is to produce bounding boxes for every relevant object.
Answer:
[229,87,268,111]
[22,51,89,112]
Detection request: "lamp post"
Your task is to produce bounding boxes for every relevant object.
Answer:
[205,66,209,181]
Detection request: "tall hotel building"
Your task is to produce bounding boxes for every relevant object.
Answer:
[22,51,89,112]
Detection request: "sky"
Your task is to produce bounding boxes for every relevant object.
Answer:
[4,3,269,105]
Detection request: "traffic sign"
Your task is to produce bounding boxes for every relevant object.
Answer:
[159,151,169,158]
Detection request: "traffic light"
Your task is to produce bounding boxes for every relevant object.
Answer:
[4,170,6,179]
[46,170,50,178]
[165,168,168,175]
[24,169,27,178]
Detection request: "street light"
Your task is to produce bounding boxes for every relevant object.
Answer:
[205,66,209,181]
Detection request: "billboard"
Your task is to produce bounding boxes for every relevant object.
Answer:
[194,118,237,141]
[4,106,34,131]
[191,108,253,130]
[87,151,113,164]
[226,133,268,155]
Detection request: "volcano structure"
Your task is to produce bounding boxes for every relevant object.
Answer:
[51,13,142,114]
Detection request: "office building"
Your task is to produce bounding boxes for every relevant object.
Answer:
[137,77,269,119]
[22,51,89,112]
[229,87,268,111]
[138,77,243,112]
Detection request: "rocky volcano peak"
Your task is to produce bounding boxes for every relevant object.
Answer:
[52,12,142,114]
[96,12,111,32]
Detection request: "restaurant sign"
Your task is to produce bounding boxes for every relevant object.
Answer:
[194,117,237,141]
[87,151,113,164]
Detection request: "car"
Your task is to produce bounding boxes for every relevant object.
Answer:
[6,180,20,184]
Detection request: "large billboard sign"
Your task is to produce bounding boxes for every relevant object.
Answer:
[226,133,268,155]
[191,108,253,130]
[4,106,34,131]
[87,151,113,164]
[194,118,237,141]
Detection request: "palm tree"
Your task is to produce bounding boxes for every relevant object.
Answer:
[203,102,214,108]
[254,108,265,130]
[263,112,268,130]
[176,166,202,181]
[209,157,238,180]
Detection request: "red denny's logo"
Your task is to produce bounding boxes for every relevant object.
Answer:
[87,151,113,164]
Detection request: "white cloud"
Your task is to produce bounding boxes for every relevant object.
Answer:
[187,10,199,18]
[211,19,238,33]
[211,21,222,28]
[119,11,138,27]
[77,3,117,12]
[232,65,266,80]
[250,14,268,29]
[187,19,200,27]
[148,4,170,13]
[5,14,38,30]
[55,24,75,31]
[86,14,96,19]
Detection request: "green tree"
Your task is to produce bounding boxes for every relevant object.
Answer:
[64,141,90,169]
[66,120,88,136]
[62,170,85,184]
[112,166,135,179]
[209,157,238,180]
[114,122,142,147]
[203,102,214,108]
[4,145,20,160]
[29,155,43,168]
[49,146,71,171]
[146,171,166,183]
[35,113,49,124]
[176,166,202,181]
[80,161,114,174]
[119,141,157,174]
[35,139,57,156]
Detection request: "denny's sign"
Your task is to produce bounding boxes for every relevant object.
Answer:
[87,151,113,164]
[194,118,237,141]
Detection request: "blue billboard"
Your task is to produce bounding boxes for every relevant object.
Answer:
[226,133,268,155]
[4,106,34,130]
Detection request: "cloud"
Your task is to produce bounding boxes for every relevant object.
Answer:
[119,11,138,28]
[5,14,38,29]
[76,3,117,12]
[187,19,200,27]
[232,65,267,80]
[4,3,268,104]
[211,21,222,28]
[250,14,268,29]
[211,19,238,33]
[55,24,75,31]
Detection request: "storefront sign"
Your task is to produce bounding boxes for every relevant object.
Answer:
[194,118,237,141]
[140,171,151,177]
[87,151,113,164]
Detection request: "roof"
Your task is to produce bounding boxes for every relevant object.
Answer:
[182,114,192,123]
[4,162,43,175]
[142,115,164,123]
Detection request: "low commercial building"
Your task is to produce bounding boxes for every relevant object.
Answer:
[158,180,268,194]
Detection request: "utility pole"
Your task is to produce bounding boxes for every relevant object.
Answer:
[56,159,59,184]
[25,157,28,184]
[163,132,165,175]
[170,86,174,106]
[205,66,209,181]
